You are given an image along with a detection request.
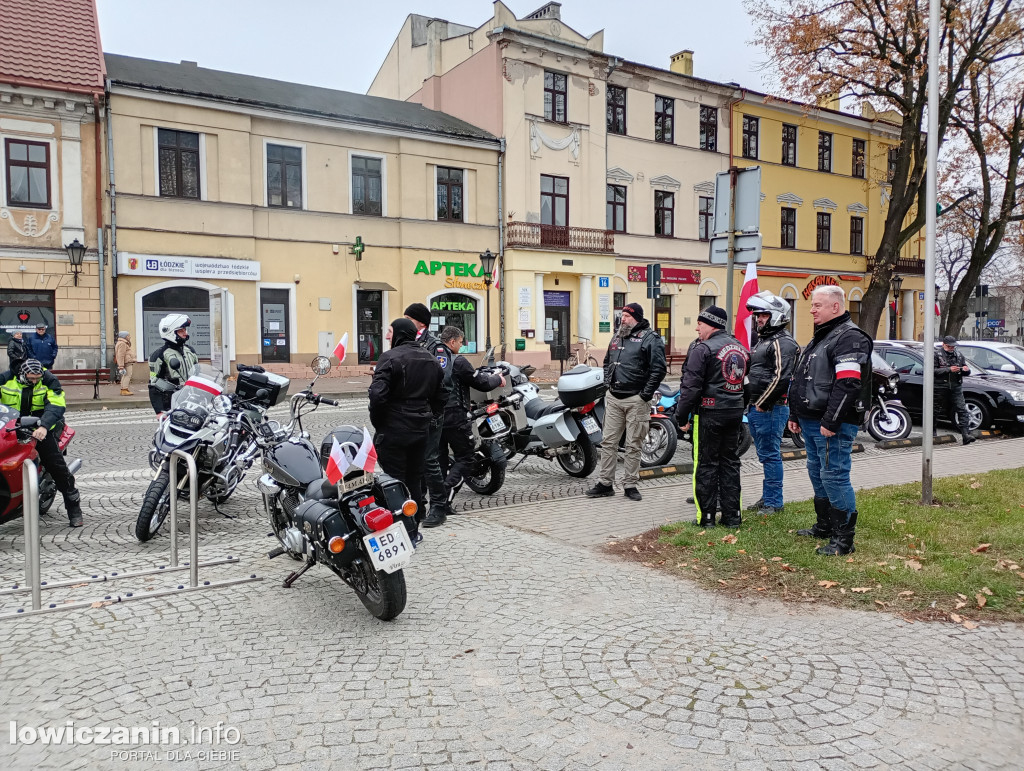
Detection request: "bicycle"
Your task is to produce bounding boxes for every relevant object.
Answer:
[565,336,600,368]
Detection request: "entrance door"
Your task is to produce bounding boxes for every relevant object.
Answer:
[655,295,672,349]
[543,290,571,361]
[357,290,383,364]
[260,288,290,362]
[428,293,478,353]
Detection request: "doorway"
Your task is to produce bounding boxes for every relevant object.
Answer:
[260,288,290,362]
[543,290,571,360]
[357,290,384,364]
[655,295,672,349]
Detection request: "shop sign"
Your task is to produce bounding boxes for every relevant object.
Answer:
[118,253,260,281]
[627,266,700,284]
[801,275,839,300]
[431,299,476,312]
[414,260,486,278]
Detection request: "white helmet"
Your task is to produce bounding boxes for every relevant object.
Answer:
[745,290,790,333]
[158,313,191,344]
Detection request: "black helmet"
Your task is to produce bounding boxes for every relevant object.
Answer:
[18,359,44,385]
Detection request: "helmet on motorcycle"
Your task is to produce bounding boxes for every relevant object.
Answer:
[319,425,369,479]
[17,358,44,385]
[745,290,791,334]
[158,314,191,344]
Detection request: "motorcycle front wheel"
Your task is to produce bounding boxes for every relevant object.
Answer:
[351,561,407,621]
[465,455,506,495]
[38,470,57,515]
[135,469,172,542]
[556,436,598,477]
[640,419,678,467]
[738,424,754,457]
[866,403,912,441]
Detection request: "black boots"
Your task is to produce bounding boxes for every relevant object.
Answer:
[64,490,83,527]
[816,508,857,556]
[423,505,449,528]
[718,511,742,528]
[797,496,831,538]
[962,433,976,445]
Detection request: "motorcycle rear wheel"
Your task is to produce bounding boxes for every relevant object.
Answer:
[135,470,171,542]
[556,436,598,477]
[738,425,753,457]
[866,404,912,441]
[465,458,506,495]
[640,419,678,467]
[352,562,407,621]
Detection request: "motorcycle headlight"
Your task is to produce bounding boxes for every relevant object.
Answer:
[888,374,899,388]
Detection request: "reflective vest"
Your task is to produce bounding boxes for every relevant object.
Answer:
[0,372,67,429]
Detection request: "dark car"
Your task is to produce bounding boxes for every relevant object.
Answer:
[873,341,1024,432]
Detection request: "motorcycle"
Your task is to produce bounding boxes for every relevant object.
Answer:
[863,358,912,442]
[134,363,285,542]
[640,384,754,466]
[252,356,417,621]
[0,404,82,525]
[457,359,517,495]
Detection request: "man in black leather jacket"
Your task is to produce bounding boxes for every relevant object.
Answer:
[744,291,800,516]
[676,305,750,528]
[368,318,445,539]
[934,335,975,445]
[587,303,666,502]
[787,285,872,556]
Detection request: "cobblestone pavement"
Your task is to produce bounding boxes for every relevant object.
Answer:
[0,405,1022,770]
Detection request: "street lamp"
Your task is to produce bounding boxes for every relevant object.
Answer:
[65,238,86,286]
[889,274,904,339]
[479,248,497,363]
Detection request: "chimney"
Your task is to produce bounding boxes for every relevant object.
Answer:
[525,3,561,21]
[817,93,841,111]
[180,60,198,67]
[670,50,694,77]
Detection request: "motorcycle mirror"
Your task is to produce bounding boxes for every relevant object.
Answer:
[311,356,332,376]
[521,365,537,378]
[18,416,40,428]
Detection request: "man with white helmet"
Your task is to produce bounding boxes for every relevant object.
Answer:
[744,291,800,516]
[148,314,199,414]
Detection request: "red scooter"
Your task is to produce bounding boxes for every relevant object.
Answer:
[0,404,81,525]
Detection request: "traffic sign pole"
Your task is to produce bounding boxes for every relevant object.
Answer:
[724,167,738,323]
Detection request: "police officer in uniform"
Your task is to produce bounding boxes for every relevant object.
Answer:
[148,314,199,415]
[676,305,750,528]
[934,335,975,445]
[0,359,83,526]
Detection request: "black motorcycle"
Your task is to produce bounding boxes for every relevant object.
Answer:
[250,357,417,621]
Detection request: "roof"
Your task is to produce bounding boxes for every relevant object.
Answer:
[0,0,105,92]
[104,54,497,143]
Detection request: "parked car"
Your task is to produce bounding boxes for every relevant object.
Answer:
[873,341,1024,432]
[952,341,1024,381]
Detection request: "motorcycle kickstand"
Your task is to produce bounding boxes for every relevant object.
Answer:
[510,455,528,472]
[282,559,314,589]
[212,500,236,519]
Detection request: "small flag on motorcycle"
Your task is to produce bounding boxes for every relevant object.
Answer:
[333,332,349,364]
[325,436,350,485]
[352,427,378,474]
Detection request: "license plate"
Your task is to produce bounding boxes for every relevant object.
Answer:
[487,415,506,432]
[338,472,372,493]
[362,521,414,574]
[582,416,600,434]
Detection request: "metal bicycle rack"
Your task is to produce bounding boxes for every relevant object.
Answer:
[1,450,261,619]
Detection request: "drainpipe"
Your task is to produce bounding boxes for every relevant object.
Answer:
[497,137,506,355]
[93,94,107,369]
[105,78,119,338]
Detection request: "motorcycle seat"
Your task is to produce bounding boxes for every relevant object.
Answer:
[524,398,565,420]
[305,477,334,501]
[657,383,679,398]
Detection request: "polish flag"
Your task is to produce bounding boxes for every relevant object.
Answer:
[734,262,760,350]
[324,436,350,485]
[184,373,223,395]
[333,332,349,363]
[352,427,378,474]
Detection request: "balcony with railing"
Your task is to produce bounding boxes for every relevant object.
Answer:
[505,221,615,253]
[866,256,926,276]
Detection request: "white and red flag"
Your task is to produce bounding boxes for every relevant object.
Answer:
[352,427,378,474]
[734,262,760,350]
[333,332,349,363]
[184,373,223,395]
[324,436,351,485]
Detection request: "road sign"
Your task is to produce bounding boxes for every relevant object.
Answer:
[713,167,761,235]
[987,319,1005,328]
[709,233,762,265]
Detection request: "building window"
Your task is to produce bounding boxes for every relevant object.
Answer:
[613,291,627,328]
[888,146,899,182]
[541,174,569,226]
[699,295,718,312]
[783,298,797,335]
[818,132,833,172]
[781,207,796,249]
[850,216,864,255]
[606,184,626,232]
[849,300,861,327]
[607,85,626,135]
[0,290,55,347]
[267,143,302,209]
[742,115,758,159]
[699,106,717,151]
[544,71,567,123]
[654,96,674,144]
[352,155,382,216]
[852,139,866,178]
[781,124,797,166]
[654,190,674,237]
[4,139,50,208]
[158,129,200,199]
[698,196,712,241]
[817,212,832,252]
[436,167,463,221]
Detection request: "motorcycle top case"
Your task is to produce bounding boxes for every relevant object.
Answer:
[470,373,514,404]
[556,366,606,408]
[235,370,291,407]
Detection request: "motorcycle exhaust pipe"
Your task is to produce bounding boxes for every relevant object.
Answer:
[67,458,83,475]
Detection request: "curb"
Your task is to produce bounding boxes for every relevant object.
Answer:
[66,389,370,412]
[875,435,957,450]
[779,442,865,461]
[639,463,693,479]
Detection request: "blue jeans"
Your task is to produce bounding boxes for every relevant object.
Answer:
[747,404,789,508]
[799,419,859,514]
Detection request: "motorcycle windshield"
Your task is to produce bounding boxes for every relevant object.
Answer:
[170,364,225,411]
[0,403,19,426]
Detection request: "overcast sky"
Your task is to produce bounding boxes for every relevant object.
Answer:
[95,0,769,95]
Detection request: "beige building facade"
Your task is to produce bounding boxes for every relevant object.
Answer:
[106,55,501,373]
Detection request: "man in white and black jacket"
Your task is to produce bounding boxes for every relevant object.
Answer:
[787,285,872,556]
[588,303,667,502]
[744,291,800,516]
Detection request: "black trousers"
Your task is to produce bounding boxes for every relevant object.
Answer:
[693,409,743,523]
[935,384,972,437]
[36,422,77,495]
[421,418,447,509]
[440,422,475,492]
[375,430,428,528]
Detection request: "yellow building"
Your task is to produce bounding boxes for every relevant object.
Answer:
[105,55,501,372]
